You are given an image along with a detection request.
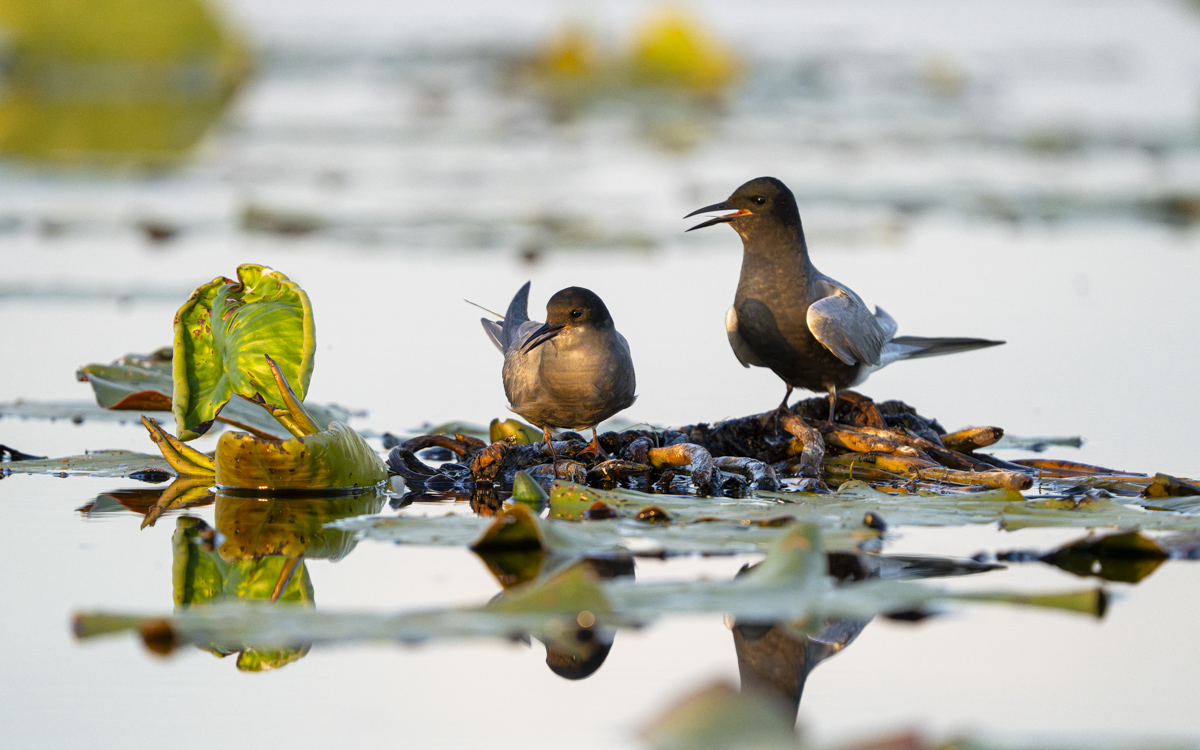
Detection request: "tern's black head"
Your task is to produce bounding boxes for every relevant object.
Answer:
[545,287,613,328]
[684,176,802,238]
[522,286,614,353]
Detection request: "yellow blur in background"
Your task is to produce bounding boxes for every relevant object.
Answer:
[0,0,250,166]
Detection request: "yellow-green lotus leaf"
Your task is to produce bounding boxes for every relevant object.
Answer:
[173,265,316,440]
[214,421,386,491]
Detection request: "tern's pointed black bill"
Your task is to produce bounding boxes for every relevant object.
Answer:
[684,201,751,232]
[522,322,566,353]
[684,200,732,219]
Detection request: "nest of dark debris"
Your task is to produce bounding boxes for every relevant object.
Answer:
[386,391,1152,511]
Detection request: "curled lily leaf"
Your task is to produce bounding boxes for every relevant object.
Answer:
[173,265,315,440]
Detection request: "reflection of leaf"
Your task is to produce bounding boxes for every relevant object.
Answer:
[215,490,386,562]
[75,524,1104,657]
[141,476,216,528]
[173,265,316,441]
[172,516,313,670]
[1012,531,1169,584]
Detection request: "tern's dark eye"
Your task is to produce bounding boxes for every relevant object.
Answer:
[752,195,766,206]
[570,309,582,319]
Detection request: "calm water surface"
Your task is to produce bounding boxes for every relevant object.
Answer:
[2,1,1200,747]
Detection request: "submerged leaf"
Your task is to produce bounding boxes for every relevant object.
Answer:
[173,265,316,440]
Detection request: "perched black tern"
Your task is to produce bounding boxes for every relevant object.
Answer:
[482,282,636,462]
[686,176,1003,421]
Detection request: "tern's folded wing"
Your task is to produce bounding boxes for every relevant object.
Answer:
[725,306,768,368]
[806,286,887,367]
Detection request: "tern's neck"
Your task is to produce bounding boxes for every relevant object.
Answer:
[735,220,815,290]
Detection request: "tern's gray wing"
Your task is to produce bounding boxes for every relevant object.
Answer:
[482,281,536,354]
[481,319,504,352]
[725,306,768,368]
[805,280,888,367]
[499,281,533,352]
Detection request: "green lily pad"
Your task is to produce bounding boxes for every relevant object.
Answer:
[2,449,170,477]
[75,349,350,440]
[173,265,316,441]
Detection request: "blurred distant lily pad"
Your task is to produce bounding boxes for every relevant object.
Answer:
[0,0,251,166]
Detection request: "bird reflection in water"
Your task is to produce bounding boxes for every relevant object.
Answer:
[476,550,634,681]
[541,558,633,680]
[731,550,998,722]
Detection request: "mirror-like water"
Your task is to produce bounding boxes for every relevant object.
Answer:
[2,1,1199,747]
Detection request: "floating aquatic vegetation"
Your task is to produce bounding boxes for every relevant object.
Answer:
[172,265,315,440]
[387,392,1166,503]
[75,348,350,441]
[2,449,171,478]
[73,524,1103,659]
[126,264,387,491]
[0,0,251,166]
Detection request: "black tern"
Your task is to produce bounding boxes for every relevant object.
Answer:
[482,282,636,463]
[686,176,1003,421]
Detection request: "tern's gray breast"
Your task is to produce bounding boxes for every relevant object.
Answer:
[503,326,636,430]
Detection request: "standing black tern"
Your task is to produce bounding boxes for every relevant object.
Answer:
[482,282,636,463]
[686,176,1003,421]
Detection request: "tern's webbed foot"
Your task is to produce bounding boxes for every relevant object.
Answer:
[576,431,610,461]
